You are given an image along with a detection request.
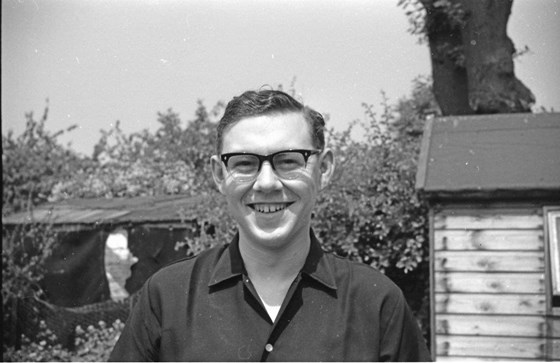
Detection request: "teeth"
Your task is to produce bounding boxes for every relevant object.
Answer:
[252,203,289,213]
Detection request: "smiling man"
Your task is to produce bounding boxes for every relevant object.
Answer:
[109,90,430,362]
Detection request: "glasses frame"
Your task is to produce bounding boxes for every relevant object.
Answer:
[220,149,322,181]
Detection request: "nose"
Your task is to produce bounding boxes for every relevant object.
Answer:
[253,161,282,191]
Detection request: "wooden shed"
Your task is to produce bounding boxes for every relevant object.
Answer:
[416,112,560,361]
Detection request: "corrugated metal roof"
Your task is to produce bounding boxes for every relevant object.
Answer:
[416,112,560,196]
[3,194,205,225]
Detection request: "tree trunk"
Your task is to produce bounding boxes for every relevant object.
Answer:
[420,0,535,115]
[421,0,472,115]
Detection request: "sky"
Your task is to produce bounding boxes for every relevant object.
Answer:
[2,0,559,157]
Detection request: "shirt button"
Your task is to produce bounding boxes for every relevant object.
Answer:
[265,343,273,352]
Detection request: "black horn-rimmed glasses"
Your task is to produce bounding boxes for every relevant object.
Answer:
[220,149,322,182]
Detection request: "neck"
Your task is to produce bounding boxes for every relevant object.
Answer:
[239,231,311,282]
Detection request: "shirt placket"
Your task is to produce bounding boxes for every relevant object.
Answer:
[242,273,303,361]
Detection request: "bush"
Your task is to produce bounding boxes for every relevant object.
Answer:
[315,100,428,273]
[2,223,58,349]
[72,320,125,361]
[2,319,124,362]
[50,103,222,201]
[3,320,73,362]
[2,103,92,216]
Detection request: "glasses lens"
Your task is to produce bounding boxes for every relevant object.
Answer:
[227,154,259,181]
[273,151,307,179]
[224,150,314,182]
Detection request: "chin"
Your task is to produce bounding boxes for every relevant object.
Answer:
[233,203,311,248]
[249,220,311,249]
[241,223,294,248]
[250,225,289,242]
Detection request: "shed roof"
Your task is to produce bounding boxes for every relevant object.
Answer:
[416,112,560,198]
[3,194,205,226]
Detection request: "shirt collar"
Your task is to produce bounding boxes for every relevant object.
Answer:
[208,229,337,291]
[208,233,245,287]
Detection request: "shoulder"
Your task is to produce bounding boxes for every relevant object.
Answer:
[326,253,404,302]
[146,243,228,291]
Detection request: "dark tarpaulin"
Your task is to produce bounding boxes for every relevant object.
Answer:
[126,226,190,294]
[42,228,110,307]
[41,225,192,307]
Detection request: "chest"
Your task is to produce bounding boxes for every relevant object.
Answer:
[157,279,381,361]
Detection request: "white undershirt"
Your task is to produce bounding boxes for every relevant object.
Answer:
[260,298,281,322]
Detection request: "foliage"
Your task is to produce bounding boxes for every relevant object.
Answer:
[3,320,73,362]
[398,0,468,69]
[3,319,124,362]
[398,0,466,42]
[391,75,441,139]
[2,103,92,216]
[314,95,429,274]
[72,319,125,361]
[2,223,58,349]
[175,191,235,257]
[50,102,223,201]
[2,107,91,349]
[1,224,57,302]
[398,0,428,40]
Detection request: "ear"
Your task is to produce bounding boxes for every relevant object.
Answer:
[317,148,335,190]
[210,155,226,194]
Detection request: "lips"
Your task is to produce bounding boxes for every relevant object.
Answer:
[248,202,293,214]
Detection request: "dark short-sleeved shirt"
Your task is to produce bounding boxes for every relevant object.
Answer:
[109,230,431,361]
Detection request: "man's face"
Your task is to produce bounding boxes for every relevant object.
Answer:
[211,112,333,250]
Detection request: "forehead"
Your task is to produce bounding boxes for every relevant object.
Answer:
[221,112,314,154]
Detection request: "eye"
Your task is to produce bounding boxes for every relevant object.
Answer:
[274,152,305,170]
[229,155,258,172]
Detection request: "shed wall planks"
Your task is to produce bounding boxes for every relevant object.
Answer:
[552,317,560,338]
[435,272,544,294]
[434,213,543,230]
[434,230,543,251]
[553,339,560,359]
[431,206,558,360]
[435,314,549,337]
[434,251,544,272]
[435,293,546,315]
[436,335,547,359]
[435,357,536,362]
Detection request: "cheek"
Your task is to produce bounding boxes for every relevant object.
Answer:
[223,182,251,205]
[289,179,320,202]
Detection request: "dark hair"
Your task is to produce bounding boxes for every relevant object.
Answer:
[216,89,325,154]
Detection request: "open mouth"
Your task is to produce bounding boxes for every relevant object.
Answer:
[248,202,294,214]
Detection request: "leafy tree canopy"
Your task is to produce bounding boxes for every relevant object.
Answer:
[2,103,93,216]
